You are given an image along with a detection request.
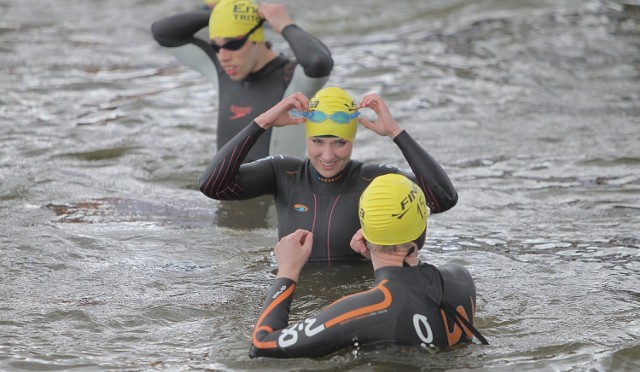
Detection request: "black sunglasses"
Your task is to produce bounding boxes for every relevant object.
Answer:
[210,19,266,53]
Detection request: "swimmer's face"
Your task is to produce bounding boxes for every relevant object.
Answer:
[306,136,353,179]
[212,38,261,81]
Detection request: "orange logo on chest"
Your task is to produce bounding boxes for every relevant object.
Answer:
[230,105,252,120]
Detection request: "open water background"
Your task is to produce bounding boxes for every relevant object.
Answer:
[1,0,639,370]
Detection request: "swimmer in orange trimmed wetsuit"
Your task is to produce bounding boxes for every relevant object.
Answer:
[250,174,487,358]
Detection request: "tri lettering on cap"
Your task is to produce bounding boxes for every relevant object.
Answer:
[233,4,260,22]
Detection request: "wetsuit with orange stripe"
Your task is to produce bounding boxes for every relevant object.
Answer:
[199,122,458,262]
[250,263,477,358]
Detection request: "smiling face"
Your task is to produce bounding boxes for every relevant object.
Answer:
[306,136,353,179]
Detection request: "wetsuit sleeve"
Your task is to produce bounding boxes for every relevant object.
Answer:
[250,277,297,358]
[199,122,277,200]
[250,279,398,358]
[151,10,211,47]
[394,130,458,214]
[151,11,220,88]
[281,24,333,78]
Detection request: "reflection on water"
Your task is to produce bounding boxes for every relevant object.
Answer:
[213,196,276,230]
[1,0,639,370]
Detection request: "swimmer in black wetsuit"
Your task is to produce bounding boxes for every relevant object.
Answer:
[151,0,333,161]
[199,87,458,262]
[250,174,487,358]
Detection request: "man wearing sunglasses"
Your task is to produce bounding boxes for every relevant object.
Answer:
[151,0,333,162]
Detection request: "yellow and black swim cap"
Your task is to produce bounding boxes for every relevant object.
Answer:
[305,87,359,142]
[358,174,429,246]
[209,0,265,42]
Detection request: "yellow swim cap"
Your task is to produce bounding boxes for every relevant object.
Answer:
[359,174,430,246]
[305,87,359,142]
[209,0,265,42]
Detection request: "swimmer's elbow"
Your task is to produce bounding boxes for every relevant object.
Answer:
[440,189,459,213]
[315,56,334,77]
[430,187,458,214]
[249,345,259,359]
[150,18,185,47]
[150,21,172,46]
[304,55,334,78]
[198,176,216,199]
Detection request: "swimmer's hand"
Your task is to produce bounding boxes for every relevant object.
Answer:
[358,93,403,139]
[255,92,309,129]
[275,229,313,282]
[350,229,371,260]
[258,3,294,34]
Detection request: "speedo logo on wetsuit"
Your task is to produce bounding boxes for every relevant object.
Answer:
[229,105,252,120]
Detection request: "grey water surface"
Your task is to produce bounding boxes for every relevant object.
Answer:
[1,0,639,370]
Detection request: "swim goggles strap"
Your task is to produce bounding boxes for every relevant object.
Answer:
[440,301,489,345]
[436,270,490,345]
[402,246,415,268]
[289,109,360,124]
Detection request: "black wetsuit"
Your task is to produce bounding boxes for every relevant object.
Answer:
[151,10,333,161]
[199,122,458,262]
[250,263,478,358]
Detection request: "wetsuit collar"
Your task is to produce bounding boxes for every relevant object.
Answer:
[374,263,442,298]
[311,167,345,183]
